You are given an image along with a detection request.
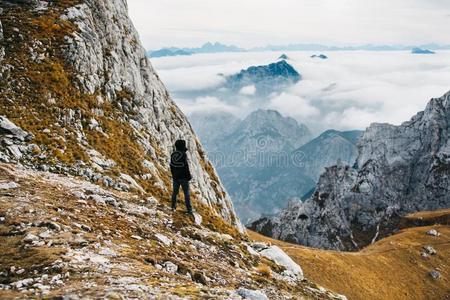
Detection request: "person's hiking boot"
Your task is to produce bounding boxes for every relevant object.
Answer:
[185,210,194,216]
[171,207,176,212]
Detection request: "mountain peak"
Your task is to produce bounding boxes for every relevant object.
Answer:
[225,60,301,95]
[241,109,307,132]
[250,109,283,119]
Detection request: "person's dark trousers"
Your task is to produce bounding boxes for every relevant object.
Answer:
[171,179,192,213]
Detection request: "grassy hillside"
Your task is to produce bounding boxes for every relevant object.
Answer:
[249,210,450,300]
[0,163,346,299]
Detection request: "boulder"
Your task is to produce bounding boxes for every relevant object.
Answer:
[193,212,202,226]
[426,229,440,237]
[423,245,437,255]
[259,245,303,279]
[0,116,31,141]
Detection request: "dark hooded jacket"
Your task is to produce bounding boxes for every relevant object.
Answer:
[170,140,192,180]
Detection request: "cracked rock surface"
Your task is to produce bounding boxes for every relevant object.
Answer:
[251,91,450,250]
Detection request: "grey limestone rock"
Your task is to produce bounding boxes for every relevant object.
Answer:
[251,91,450,250]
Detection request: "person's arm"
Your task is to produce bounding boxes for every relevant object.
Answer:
[170,153,175,175]
[184,153,192,180]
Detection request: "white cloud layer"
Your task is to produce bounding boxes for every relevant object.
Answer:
[176,96,239,115]
[267,93,320,119]
[239,85,256,96]
[153,51,450,134]
[127,0,450,49]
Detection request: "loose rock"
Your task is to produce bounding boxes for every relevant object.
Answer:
[155,233,172,246]
[426,229,440,237]
[429,270,441,280]
[423,245,437,255]
[0,181,19,190]
[237,288,269,300]
[163,261,178,274]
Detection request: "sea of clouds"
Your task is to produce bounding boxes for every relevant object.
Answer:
[151,50,450,134]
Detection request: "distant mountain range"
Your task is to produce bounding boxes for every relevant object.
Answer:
[148,42,450,57]
[311,54,328,59]
[148,42,245,57]
[150,48,192,58]
[190,109,362,223]
[252,43,450,52]
[411,47,435,54]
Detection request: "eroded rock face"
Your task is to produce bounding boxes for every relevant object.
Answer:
[0,1,242,230]
[251,91,450,250]
[60,1,241,226]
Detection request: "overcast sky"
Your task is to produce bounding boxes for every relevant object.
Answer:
[127,0,450,50]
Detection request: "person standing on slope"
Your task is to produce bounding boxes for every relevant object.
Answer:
[170,139,193,215]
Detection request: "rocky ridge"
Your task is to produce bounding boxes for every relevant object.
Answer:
[0,0,241,230]
[251,91,450,250]
[293,129,362,180]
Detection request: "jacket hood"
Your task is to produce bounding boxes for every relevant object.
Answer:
[175,139,188,151]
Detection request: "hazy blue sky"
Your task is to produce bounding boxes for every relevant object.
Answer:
[127,0,450,50]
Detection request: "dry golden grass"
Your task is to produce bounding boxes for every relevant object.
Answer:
[0,163,348,299]
[255,264,272,278]
[249,210,450,300]
[400,209,450,229]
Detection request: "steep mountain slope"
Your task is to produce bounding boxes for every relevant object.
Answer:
[249,209,450,300]
[0,163,347,299]
[251,91,450,251]
[0,0,240,230]
[294,130,362,179]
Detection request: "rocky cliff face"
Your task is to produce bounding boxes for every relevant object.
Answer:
[0,0,241,231]
[250,91,450,250]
